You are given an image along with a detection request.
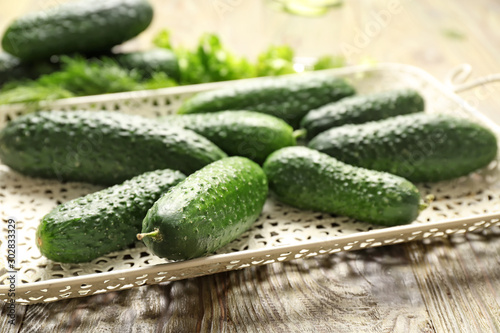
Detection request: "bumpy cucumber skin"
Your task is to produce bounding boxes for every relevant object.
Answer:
[0,111,227,185]
[177,74,355,128]
[164,111,296,164]
[2,0,153,61]
[263,147,421,226]
[36,169,186,263]
[141,157,268,260]
[308,113,498,182]
[301,89,425,139]
[115,48,180,81]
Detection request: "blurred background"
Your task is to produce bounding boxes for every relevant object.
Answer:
[1,0,500,121]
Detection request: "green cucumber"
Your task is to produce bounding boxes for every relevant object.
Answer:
[308,113,498,182]
[263,147,421,226]
[300,89,425,139]
[36,169,186,263]
[177,74,355,128]
[138,157,268,260]
[163,111,297,164]
[114,48,180,81]
[2,0,153,61]
[0,111,227,185]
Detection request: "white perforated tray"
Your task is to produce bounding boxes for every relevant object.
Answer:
[1,63,500,304]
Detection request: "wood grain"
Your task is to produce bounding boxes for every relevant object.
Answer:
[408,228,500,333]
[4,245,433,333]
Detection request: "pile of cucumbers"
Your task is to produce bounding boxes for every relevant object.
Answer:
[0,71,497,264]
[0,0,180,86]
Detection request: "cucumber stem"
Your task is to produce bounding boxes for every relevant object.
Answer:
[419,194,435,212]
[137,228,160,241]
[293,129,307,140]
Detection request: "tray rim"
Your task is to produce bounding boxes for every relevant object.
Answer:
[3,212,500,293]
[2,62,500,304]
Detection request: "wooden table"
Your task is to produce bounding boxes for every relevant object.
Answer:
[1,0,500,332]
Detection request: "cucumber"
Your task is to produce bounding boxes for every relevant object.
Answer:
[114,48,180,81]
[163,111,297,164]
[300,89,425,139]
[36,169,186,263]
[137,157,268,260]
[0,111,227,185]
[2,0,153,61]
[177,74,355,128]
[263,147,421,226]
[308,113,498,182]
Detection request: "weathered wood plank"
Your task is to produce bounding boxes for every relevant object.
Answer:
[0,301,26,333]
[15,245,432,333]
[407,228,500,333]
[0,0,500,331]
